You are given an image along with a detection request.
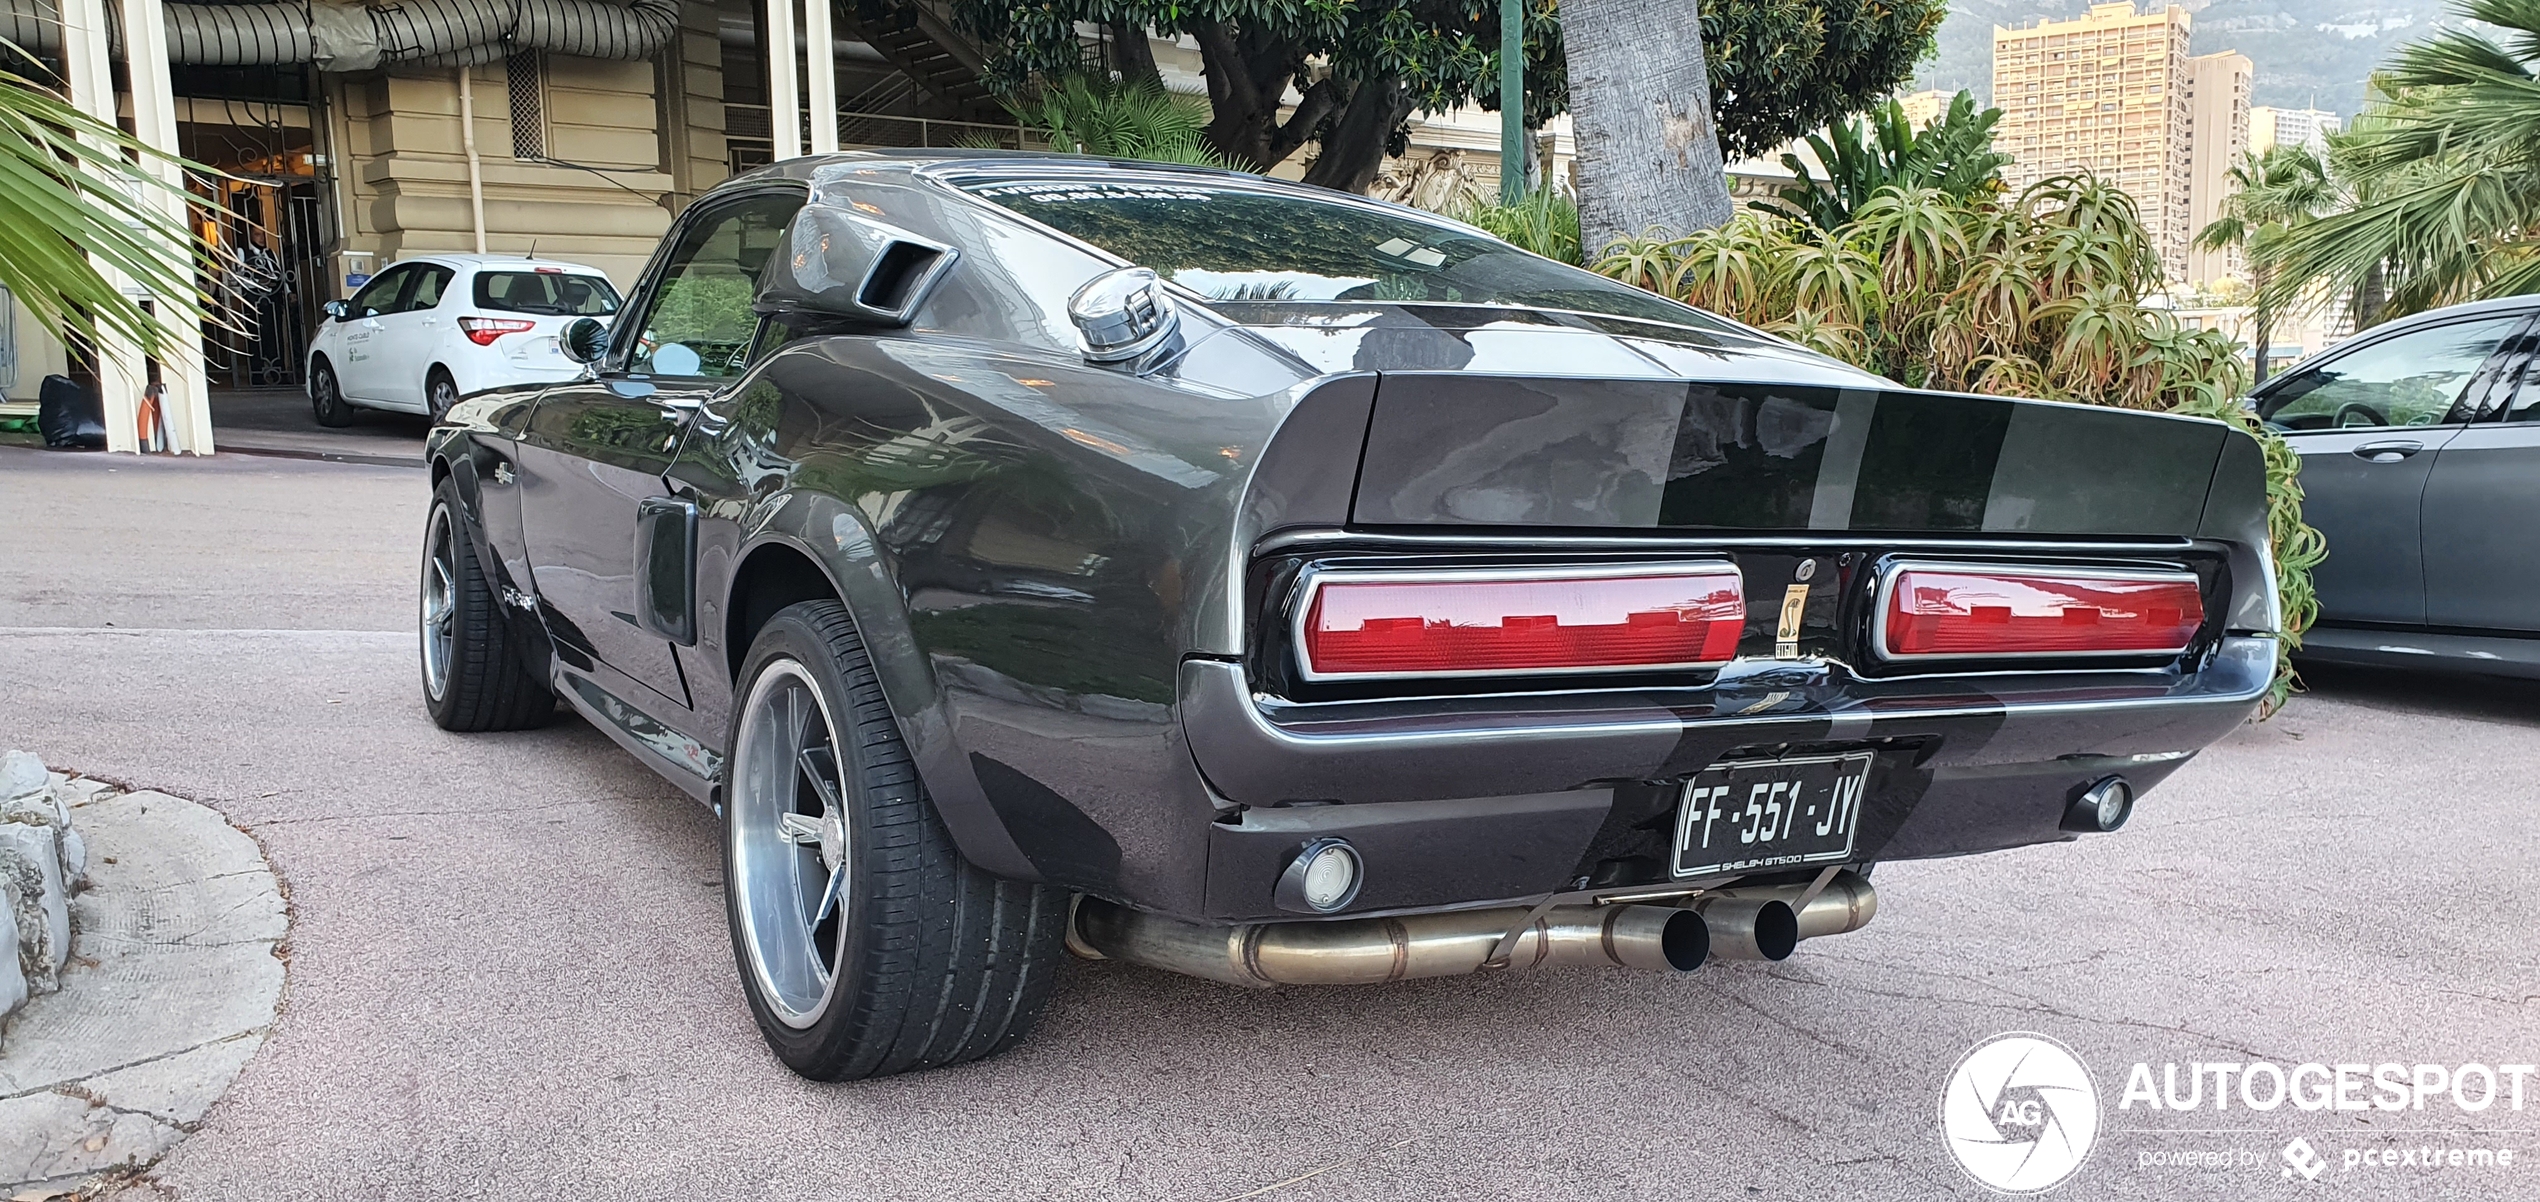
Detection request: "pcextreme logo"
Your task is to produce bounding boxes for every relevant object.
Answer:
[1940,1033,2104,1194]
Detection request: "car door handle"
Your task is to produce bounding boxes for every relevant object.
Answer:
[2353,440,2423,462]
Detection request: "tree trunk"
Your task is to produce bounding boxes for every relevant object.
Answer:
[2352,259,2387,330]
[1299,76,1412,193]
[1106,20,1163,92]
[1560,0,1735,253]
[1190,22,1338,173]
[2252,264,2273,386]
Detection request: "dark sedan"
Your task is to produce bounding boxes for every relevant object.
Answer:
[419,152,2279,1080]
[2254,296,2540,674]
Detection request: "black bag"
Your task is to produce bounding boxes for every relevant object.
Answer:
[37,374,106,449]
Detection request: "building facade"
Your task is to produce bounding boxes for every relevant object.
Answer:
[2251,106,2340,156]
[2185,50,2251,288]
[1,0,1562,438]
[1992,2,2198,281]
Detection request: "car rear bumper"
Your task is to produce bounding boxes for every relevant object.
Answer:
[1165,637,2271,922]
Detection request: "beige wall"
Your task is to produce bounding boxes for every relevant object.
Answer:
[324,49,707,289]
[2186,51,2251,287]
[5,289,70,402]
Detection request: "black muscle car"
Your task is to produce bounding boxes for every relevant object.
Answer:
[418,152,2280,1081]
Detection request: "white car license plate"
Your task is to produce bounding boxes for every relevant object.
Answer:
[1671,751,1872,878]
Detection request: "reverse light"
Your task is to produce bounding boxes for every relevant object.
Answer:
[1877,563,2205,660]
[1295,564,1746,681]
[1276,838,1363,913]
[459,317,536,346]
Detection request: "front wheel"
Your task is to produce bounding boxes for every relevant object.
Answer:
[725,601,1065,1080]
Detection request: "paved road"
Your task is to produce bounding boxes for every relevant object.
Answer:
[3,445,2535,1200]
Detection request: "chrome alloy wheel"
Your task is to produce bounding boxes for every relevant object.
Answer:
[419,505,457,701]
[731,660,855,1029]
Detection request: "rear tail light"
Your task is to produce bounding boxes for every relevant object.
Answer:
[459,317,536,346]
[1296,564,1746,680]
[1877,563,2204,661]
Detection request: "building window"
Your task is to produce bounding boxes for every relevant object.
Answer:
[507,51,546,160]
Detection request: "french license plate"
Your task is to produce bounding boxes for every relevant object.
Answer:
[1671,751,1873,878]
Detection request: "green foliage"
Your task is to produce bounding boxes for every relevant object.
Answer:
[1454,186,1581,265]
[1698,0,1953,160]
[954,0,1944,173]
[1013,77,1229,167]
[1594,177,2319,713]
[2260,0,2540,322]
[1770,91,2011,229]
[0,63,225,356]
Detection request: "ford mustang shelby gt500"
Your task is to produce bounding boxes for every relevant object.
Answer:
[418,152,2278,1080]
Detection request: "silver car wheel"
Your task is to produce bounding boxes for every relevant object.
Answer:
[419,505,457,701]
[730,659,853,1030]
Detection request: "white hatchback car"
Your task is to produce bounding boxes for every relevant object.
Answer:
[306,254,622,426]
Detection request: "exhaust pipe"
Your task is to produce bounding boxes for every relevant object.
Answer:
[1696,871,1878,960]
[1071,898,1709,988]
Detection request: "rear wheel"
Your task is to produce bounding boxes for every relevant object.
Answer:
[311,361,354,427]
[420,478,554,731]
[725,601,1065,1080]
[425,368,459,424]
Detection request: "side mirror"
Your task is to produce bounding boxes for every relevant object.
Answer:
[323,300,348,321]
[562,316,609,364]
[1069,267,1181,367]
[755,204,957,327]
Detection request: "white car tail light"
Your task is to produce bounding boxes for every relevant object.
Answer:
[459,317,536,346]
[1296,564,1746,681]
[1877,563,2204,661]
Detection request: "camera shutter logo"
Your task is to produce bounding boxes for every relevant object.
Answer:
[1940,1033,2103,1193]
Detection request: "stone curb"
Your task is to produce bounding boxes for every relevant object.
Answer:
[0,778,287,1197]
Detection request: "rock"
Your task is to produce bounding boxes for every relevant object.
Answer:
[0,773,84,893]
[56,825,87,892]
[0,902,23,1018]
[0,751,43,801]
[0,823,69,993]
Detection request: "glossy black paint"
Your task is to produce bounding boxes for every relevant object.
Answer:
[425,152,2277,925]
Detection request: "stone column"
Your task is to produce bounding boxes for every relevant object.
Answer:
[56,0,152,454]
[118,0,216,454]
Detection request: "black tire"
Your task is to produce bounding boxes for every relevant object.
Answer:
[425,368,459,424]
[724,600,1065,1080]
[420,478,554,732]
[311,360,355,427]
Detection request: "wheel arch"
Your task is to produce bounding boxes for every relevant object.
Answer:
[718,496,1040,882]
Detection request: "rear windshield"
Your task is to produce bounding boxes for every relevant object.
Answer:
[473,270,621,316]
[954,175,1736,333]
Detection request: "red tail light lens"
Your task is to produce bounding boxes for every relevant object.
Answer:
[1297,565,1746,680]
[1878,563,2204,660]
[459,317,536,346]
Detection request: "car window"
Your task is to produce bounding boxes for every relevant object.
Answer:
[951,173,1742,334]
[348,266,409,318]
[474,270,621,316]
[625,192,803,378]
[2258,316,2525,430]
[403,265,455,312]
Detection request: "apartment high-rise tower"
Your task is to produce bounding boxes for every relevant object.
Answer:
[2186,51,2253,287]
[1992,2,2197,281]
[2252,106,2340,156]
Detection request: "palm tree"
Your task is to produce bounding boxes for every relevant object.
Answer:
[2195,144,2335,384]
[1,61,219,356]
[2261,0,2540,322]
[1560,0,1735,253]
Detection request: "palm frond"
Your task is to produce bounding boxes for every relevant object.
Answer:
[0,60,227,356]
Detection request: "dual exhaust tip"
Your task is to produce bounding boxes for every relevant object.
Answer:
[1069,871,1876,989]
